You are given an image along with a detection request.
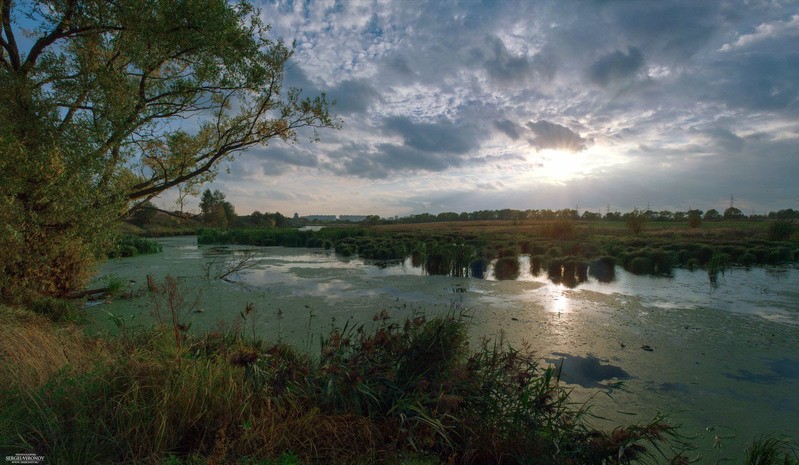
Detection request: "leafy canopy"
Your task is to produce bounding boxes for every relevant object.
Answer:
[0,0,338,301]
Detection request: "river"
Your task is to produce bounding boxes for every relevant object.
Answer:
[95,235,799,461]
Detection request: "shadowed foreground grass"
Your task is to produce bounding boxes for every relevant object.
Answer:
[0,301,796,465]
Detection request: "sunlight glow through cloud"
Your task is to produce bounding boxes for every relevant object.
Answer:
[158,1,799,218]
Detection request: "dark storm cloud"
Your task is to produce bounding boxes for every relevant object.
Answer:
[708,53,799,113]
[526,120,592,152]
[609,1,719,60]
[588,47,644,87]
[284,63,380,116]
[250,146,319,177]
[382,116,479,154]
[329,144,461,180]
[381,53,417,82]
[482,36,546,84]
[467,35,557,86]
[283,62,316,92]
[327,79,380,115]
[494,119,523,140]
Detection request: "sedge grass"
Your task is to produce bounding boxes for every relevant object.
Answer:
[0,297,770,464]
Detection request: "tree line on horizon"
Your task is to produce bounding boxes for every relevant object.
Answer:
[137,190,799,229]
[388,206,799,225]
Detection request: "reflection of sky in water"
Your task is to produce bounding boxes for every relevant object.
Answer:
[97,236,799,460]
[105,238,798,325]
[481,256,798,324]
[218,245,799,324]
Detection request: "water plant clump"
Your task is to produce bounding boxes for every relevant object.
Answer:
[493,255,521,280]
[108,235,164,258]
[589,256,616,283]
[195,219,799,283]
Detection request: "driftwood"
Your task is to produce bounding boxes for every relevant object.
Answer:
[65,287,111,300]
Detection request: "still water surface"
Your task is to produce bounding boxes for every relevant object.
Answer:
[96,236,799,461]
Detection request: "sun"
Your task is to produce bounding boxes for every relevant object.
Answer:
[535,149,587,183]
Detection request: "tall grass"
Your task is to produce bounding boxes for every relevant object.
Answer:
[0,299,689,464]
[744,436,798,465]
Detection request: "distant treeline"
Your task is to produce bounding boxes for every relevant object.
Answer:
[389,207,799,225]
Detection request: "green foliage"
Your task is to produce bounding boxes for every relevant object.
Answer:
[199,189,236,227]
[704,209,721,221]
[743,436,798,465]
[767,220,794,241]
[109,235,163,258]
[1,305,691,464]
[541,219,575,239]
[688,212,702,228]
[493,256,521,280]
[627,256,655,275]
[625,208,649,234]
[0,0,337,303]
[29,297,82,323]
[723,207,745,220]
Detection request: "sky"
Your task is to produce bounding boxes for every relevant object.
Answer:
[163,0,799,218]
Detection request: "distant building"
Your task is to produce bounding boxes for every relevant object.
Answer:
[302,214,337,222]
[339,215,368,222]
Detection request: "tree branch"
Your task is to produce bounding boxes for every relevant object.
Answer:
[1,0,20,69]
[17,0,75,74]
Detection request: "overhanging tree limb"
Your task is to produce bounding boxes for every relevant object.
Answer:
[1,0,339,301]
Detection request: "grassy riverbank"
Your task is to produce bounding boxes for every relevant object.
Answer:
[0,296,696,465]
[3,281,798,463]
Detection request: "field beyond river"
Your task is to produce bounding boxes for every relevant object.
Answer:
[94,222,799,462]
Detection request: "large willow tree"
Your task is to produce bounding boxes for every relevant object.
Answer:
[0,0,337,302]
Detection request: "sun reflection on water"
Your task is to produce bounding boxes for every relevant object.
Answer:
[552,287,570,314]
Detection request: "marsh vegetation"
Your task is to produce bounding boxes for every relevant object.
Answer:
[195,218,798,286]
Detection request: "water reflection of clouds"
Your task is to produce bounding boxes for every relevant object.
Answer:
[166,237,799,324]
[724,358,799,384]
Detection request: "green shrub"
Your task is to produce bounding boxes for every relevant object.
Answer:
[530,255,547,276]
[469,257,488,278]
[29,297,82,322]
[109,235,162,258]
[627,256,654,275]
[493,256,520,280]
[625,209,648,234]
[767,220,794,241]
[589,256,615,282]
[541,219,574,239]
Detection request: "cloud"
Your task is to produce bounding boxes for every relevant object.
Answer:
[483,36,532,84]
[494,119,523,140]
[705,127,745,152]
[588,47,645,87]
[326,143,462,180]
[526,120,592,152]
[708,52,799,113]
[609,1,719,60]
[720,14,799,51]
[382,116,479,154]
[251,146,320,177]
[192,0,799,217]
[327,79,380,115]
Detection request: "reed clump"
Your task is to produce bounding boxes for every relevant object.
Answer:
[198,221,799,281]
[0,300,688,465]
